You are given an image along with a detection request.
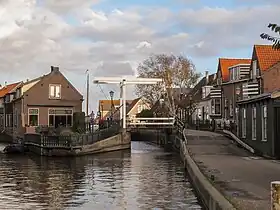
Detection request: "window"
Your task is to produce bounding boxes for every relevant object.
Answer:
[28,108,39,126]
[252,60,257,79]
[49,84,61,99]
[241,108,246,138]
[262,105,267,141]
[5,114,12,127]
[14,109,18,127]
[137,104,144,113]
[202,87,206,98]
[236,107,239,134]
[252,107,256,140]
[211,99,221,115]
[48,109,73,127]
[229,99,233,117]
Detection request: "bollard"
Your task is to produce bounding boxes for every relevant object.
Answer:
[271,181,280,210]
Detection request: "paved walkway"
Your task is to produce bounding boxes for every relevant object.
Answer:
[185,129,280,210]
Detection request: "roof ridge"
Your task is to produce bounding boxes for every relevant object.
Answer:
[219,58,251,60]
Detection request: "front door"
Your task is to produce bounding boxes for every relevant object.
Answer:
[274,107,280,158]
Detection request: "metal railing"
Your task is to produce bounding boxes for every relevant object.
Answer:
[127,117,175,127]
[24,124,121,149]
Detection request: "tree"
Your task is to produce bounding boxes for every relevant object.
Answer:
[260,23,280,50]
[135,54,201,116]
[136,109,154,118]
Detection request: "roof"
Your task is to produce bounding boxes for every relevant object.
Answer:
[127,97,142,114]
[254,45,280,71]
[237,89,280,105]
[0,82,21,98]
[184,73,216,103]
[219,58,251,81]
[99,99,133,111]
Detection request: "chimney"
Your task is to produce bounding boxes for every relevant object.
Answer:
[205,70,209,84]
[26,79,29,82]
[4,81,7,88]
[51,66,59,72]
[0,84,2,89]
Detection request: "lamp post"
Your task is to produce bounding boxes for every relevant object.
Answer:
[109,90,114,125]
[188,95,193,124]
[100,101,104,120]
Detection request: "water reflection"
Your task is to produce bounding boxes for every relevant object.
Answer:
[0,142,202,210]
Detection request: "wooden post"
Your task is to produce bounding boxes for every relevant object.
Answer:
[271,181,280,210]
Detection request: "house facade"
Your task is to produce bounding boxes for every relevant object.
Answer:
[237,90,280,158]
[192,72,220,122]
[2,66,83,139]
[0,82,22,132]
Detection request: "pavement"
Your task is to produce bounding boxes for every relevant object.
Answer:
[185,129,280,210]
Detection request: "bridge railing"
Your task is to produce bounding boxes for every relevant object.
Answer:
[24,124,121,149]
[127,117,175,126]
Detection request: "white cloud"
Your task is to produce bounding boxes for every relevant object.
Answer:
[0,0,280,111]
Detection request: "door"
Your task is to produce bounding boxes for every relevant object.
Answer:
[274,108,280,158]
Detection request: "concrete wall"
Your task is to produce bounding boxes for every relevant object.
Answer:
[178,130,235,210]
[27,131,131,156]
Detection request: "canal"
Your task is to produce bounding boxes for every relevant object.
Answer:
[0,142,203,210]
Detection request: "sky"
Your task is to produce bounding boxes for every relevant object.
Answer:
[0,0,279,113]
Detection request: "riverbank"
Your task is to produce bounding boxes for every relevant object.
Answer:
[181,129,280,210]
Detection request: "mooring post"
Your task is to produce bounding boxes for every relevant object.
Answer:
[271,181,280,210]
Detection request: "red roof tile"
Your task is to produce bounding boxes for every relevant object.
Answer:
[219,58,251,81]
[254,45,280,71]
[0,82,20,98]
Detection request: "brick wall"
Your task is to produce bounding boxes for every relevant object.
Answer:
[262,63,280,93]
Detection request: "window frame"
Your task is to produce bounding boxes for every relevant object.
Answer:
[252,106,256,140]
[241,108,246,138]
[49,84,61,99]
[252,60,257,79]
[28,108,39,127]
[48,108,73,127]
[261,105,267,141]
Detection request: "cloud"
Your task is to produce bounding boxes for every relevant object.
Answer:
[43,0,100,13]
[1,0,280,111]
[177,5,280,57]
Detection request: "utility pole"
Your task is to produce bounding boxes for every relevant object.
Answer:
[93,77,162,129]
[86,70,89,116]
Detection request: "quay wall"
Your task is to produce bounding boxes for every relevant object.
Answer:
[26,131,131,156]
[178,129,236,210]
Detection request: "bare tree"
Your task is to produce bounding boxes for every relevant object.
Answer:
[135,54,201,116]
[260,23,280,50]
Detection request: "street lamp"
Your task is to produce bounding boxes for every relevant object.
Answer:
[100,101,104,119]
[109,91,114,123]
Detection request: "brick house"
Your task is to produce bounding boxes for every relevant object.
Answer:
[262,62,280,93]
[193,72,220,122]
[5,66,83,139]
[0,82,22,132]
[215,58,252,121]
[247,45,280,95]
[98,99,133,120]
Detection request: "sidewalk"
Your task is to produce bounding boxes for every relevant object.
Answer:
[185,129,280,210]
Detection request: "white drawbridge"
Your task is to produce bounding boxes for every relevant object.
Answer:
[93,76,174,129]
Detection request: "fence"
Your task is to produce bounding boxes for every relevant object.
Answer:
[24,124,121,149]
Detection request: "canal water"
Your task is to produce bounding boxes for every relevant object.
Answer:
[0,142,203,210]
